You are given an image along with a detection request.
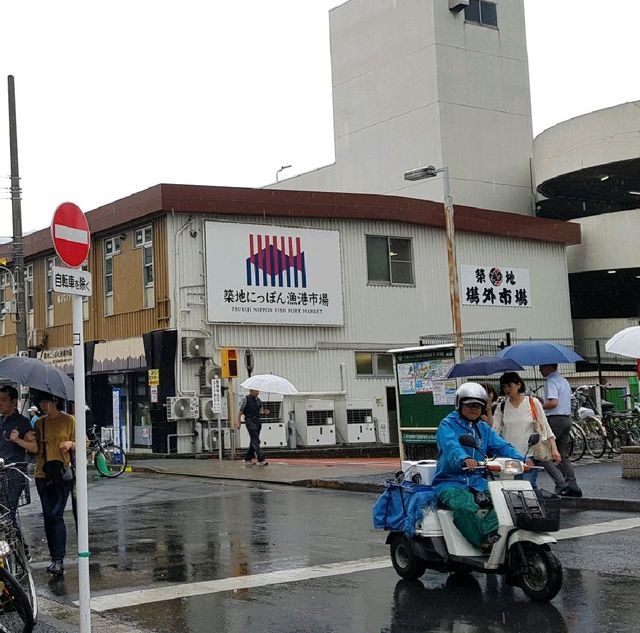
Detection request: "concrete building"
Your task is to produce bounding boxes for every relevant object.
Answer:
[533,101,640,367]
[271,0,535,215]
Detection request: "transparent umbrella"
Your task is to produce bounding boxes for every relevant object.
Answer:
[605,326,640,359]
[240,374,299,395]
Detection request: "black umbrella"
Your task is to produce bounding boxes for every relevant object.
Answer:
[0,356,74,400]
[446,355,524,378]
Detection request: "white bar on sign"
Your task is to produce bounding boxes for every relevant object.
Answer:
[55,224,89,244]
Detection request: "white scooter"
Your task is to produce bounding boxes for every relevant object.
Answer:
[387,434,563,601]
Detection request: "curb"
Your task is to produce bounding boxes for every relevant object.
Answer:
[129,465,640,512]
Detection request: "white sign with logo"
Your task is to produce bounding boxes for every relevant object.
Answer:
[461,265,531,308]
[204,221,344,325]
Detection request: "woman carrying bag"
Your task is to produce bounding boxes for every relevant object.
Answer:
[32,389,76,578]
[492,372,561,489]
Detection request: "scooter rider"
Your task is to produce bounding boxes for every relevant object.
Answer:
[432,383,529,549]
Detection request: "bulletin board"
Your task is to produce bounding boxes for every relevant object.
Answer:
[391,345,457,449]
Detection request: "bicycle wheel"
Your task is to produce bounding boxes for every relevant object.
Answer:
[5,543,37,625]
[94,445,127,478]
[583,418,607,459]
[568,423,586,462]
[0,567,34,632]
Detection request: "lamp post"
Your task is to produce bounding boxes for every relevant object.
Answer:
[404,165,463,350]
[275,164,292,182]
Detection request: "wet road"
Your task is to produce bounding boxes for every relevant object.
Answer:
[18,474,640,632]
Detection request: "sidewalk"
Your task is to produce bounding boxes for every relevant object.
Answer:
[129,455,640,511]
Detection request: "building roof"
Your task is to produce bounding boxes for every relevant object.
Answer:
[1,184,581,261]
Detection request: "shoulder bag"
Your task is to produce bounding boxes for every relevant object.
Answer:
[41,419,75,485]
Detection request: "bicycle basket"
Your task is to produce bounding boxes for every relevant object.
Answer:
[502,488,561,532]
[0,468,31,509]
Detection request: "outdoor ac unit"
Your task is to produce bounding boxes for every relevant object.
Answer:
[166,396,199,420]
[199,396,228,420]
[199,360,222,392]
[182,337,213,359]
[27,329,46,349]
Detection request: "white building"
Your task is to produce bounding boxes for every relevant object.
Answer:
[270,0,535,215]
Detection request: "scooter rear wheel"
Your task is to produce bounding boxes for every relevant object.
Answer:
[390,534,427,581]
[516,543,563,602]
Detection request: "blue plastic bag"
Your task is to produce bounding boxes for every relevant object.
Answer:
[372,481,434,531]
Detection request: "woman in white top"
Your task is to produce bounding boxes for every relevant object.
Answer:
[493,372,561,487]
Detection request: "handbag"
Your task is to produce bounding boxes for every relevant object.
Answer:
[529,397,552,462]
[41,419,75,485]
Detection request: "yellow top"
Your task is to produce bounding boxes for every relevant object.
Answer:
[34,413,76,479]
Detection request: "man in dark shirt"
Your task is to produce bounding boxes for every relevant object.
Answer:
[239,389,270,466]
[0,385,37,463]
[0,385,37,556]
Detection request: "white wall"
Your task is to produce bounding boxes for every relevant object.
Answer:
[165,211,574,451]
[567,208,640,274]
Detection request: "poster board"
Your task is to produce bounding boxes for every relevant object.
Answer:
[390,345,457,451]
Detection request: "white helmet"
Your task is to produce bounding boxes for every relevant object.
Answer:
[455,382,488,411]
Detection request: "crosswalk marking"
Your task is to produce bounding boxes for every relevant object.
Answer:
[84,516,640,612]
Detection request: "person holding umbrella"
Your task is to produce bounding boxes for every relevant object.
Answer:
[32,389,76,577]
[539,363,582,497]
[239,389,270,466]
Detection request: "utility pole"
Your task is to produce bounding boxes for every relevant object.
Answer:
[7,76,27,355]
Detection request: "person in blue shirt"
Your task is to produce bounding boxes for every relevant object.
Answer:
[432,382,526,549]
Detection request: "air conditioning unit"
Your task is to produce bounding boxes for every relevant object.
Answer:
[166,396,199,420]
[199,396,228,421]
[182,337,213,359]
[27,329,47,349]
[199,360,222,392]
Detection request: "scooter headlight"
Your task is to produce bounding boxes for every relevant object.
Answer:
[502,460,524,475]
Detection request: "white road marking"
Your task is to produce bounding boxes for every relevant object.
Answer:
[87,557,391,612]
[85,516,640,612]
[555,517,640,540]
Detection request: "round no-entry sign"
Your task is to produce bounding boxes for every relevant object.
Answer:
[51,202,91,268]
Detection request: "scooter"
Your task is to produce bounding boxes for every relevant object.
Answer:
[387,434,563,601]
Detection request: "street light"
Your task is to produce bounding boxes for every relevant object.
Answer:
[275,164,292,182]
[404,165,462,350]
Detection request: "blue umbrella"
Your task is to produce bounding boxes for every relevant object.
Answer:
[446,356,524,378]
[497,341,584,366]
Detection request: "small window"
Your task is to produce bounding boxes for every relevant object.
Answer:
[465,0,497,27]
[45,256,56,327]
[356,352,395,378]
[366,236,414,285]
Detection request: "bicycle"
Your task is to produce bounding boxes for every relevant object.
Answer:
[0,461,37,632]
[571,386,607,459]
[87,426,127,478]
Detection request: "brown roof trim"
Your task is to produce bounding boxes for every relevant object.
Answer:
[1,183,580,260]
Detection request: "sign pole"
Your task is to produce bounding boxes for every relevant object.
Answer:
[72,294,92,632]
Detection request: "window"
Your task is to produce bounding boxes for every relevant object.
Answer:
[366,236,414,285]
[104,238,118,316]
[135,226,154,308]
[465,0,497,27]
[46,257,56,327]
[24,264,34,331]
[356,352,394,377]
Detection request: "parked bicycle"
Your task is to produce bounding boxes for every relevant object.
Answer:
[86,426,127,478]
[0,460,37,632]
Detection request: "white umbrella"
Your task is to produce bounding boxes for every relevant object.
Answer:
[605,326,640,358]
[240,374,299,395]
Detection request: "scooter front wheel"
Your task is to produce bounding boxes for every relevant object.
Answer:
[515,543,563,602]
[390,534,427,581]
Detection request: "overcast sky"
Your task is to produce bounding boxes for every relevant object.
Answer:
[1,0,638,234]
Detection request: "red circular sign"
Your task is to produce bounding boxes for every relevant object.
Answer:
[51,202,91,268]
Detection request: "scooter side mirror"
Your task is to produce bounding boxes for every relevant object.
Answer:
[459,434,479,449]
[527,433,540,447]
